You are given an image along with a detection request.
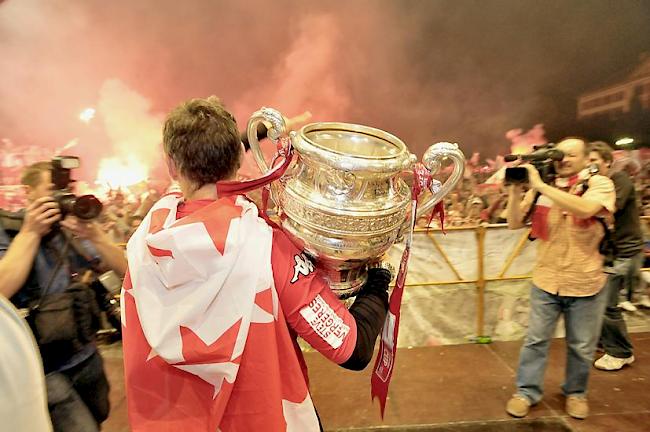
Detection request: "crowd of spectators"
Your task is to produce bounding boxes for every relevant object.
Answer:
[94,188,159,244]
[415,157,650,230]
[3,158,650,237]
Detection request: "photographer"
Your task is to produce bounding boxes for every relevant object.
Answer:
[504,138,615,420]
[0,161,126,432]
[588,142,643,371]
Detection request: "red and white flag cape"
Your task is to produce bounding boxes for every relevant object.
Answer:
[121,193,320,431]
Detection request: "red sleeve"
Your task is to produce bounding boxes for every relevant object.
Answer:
[271,228,357,365]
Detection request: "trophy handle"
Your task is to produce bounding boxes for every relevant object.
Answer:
[246,107,287,174]
[415,142,465,219]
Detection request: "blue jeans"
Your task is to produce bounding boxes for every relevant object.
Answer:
[599,254,642,358]
[516,285,607,404]
[619,253,644,302]
[46,351,110,432]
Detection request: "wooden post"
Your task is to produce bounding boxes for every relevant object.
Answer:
[426,231,463,281]
[498,228,531,278]
[475,224,488,342]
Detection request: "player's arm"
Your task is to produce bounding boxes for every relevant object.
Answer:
[272,230,390,369]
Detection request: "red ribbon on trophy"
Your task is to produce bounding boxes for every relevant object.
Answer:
[217,137,293,206]
[427,201,445,233]
[371,162,444,418]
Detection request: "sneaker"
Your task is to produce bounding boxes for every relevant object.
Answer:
[639,295,650,309]
[618,300,637,312]
[594,354,635,371]
[566,395,589,419]
[506,394,531,418]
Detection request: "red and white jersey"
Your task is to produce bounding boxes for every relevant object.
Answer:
[122,194,357,431]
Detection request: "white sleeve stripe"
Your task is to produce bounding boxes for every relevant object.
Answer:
[299,294,350,349]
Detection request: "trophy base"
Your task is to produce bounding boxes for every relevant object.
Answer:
[321,265,368,299]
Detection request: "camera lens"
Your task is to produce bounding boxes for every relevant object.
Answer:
[56,193,77,216]
[73,195,103,220]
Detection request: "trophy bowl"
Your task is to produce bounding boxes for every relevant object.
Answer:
[247,108,465,298]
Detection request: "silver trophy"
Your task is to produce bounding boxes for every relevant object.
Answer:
[247,108,465,297]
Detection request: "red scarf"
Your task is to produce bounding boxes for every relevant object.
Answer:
[530,171,594,241]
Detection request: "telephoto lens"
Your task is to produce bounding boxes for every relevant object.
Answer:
[56,192,103,220]
[73,195,103,220]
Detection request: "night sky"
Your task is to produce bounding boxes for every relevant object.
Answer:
[1,0,650,180]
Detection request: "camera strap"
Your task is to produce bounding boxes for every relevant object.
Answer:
[524,191,542,224]
[32,233,72,310]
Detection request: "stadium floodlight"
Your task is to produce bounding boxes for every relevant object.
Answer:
[615,137,634,146]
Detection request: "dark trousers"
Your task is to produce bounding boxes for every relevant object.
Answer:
[46,350,110,432]
[599,256,639,358]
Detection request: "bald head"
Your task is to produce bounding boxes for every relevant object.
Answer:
[554,137,588,177]
[557,138,588,155]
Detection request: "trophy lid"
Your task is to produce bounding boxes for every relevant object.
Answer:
[295,122,414,173]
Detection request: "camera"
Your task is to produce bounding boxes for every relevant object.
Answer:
[504,144,564,185]
[52,156,103,220]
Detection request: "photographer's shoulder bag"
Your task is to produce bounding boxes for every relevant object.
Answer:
[28,235,102,352]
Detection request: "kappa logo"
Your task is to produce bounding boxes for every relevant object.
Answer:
[290,253,315,283]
